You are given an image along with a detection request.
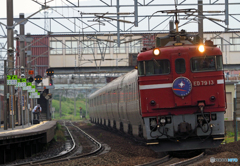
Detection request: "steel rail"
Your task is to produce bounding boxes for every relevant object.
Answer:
[14,121,103,166]
[170,152,204,166]
[137,155,170,166]
[12,121,76,166]
[138,152,204,166]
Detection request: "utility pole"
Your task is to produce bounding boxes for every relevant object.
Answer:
[7,0,15,128]
[19,13,25,126]
[26,33,33,126]
[74,89,76,116]
[4,60,7,130]
[234,97,238,142]
[198,0,203,43]
[85,92,87,118]
[116,0,120,47]
[59,92,62,118]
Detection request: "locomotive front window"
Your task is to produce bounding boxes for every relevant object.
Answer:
[216,56,223,70]
[191,56,223,72]
[138,61,144,75]
[175,58,186,74]
[138,59,170,76]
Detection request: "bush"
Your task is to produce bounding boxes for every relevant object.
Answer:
[227,132,235,137]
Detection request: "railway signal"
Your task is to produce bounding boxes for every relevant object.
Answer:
[49,78,53,86]
[20,66,25,78]
[46,68,54,76]
[28,70,34,75]
[28,76,34,82]
[34,75,42,84]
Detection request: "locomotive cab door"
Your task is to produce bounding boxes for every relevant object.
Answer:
[171,52,192,107]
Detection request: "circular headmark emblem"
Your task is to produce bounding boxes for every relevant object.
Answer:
[172,77,192,97]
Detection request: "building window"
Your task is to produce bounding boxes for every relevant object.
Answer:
[129,40,141,53]
[230,37,240,51]
[97,41,110,54]
[113,43,126,54]
[50,41,63,54]
[82,41,94,54]
[66,40,78,54]
[212,38,222,50]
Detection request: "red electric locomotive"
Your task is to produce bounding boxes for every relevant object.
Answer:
[89,28,226,152]
[138,31,225,152]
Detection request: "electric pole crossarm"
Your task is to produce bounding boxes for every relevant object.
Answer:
[14,8,48,27]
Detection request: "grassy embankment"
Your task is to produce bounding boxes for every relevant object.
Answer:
[224,132,240,143]
[51,96,87,120]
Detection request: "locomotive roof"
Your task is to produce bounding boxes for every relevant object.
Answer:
[137,44,222,61]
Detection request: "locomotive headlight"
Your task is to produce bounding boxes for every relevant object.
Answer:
[198,45,205,53]
[153,48,161,56]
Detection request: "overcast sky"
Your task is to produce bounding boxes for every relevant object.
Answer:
[0,0,239,72]
[0,0,239,35]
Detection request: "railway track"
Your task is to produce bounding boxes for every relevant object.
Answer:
[12,121,103,166]
[138,151,204,166]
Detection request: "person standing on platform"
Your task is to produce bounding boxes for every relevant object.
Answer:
[32,104,42,120]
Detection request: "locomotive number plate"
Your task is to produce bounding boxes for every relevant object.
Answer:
[193,80,214,86]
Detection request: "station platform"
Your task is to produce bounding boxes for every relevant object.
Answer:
[0,121,56,142]
[0,121,57,164]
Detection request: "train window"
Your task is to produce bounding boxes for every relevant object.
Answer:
[175,58,186,74]
[146,61,154,75]
[216,56,223,70]
[138,61,144,75]
[191,56,220,72]
[138,60,170,76]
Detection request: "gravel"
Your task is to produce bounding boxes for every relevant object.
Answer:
[7,120,240,166]
[191,141,240,166]
[47,121,160,166]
